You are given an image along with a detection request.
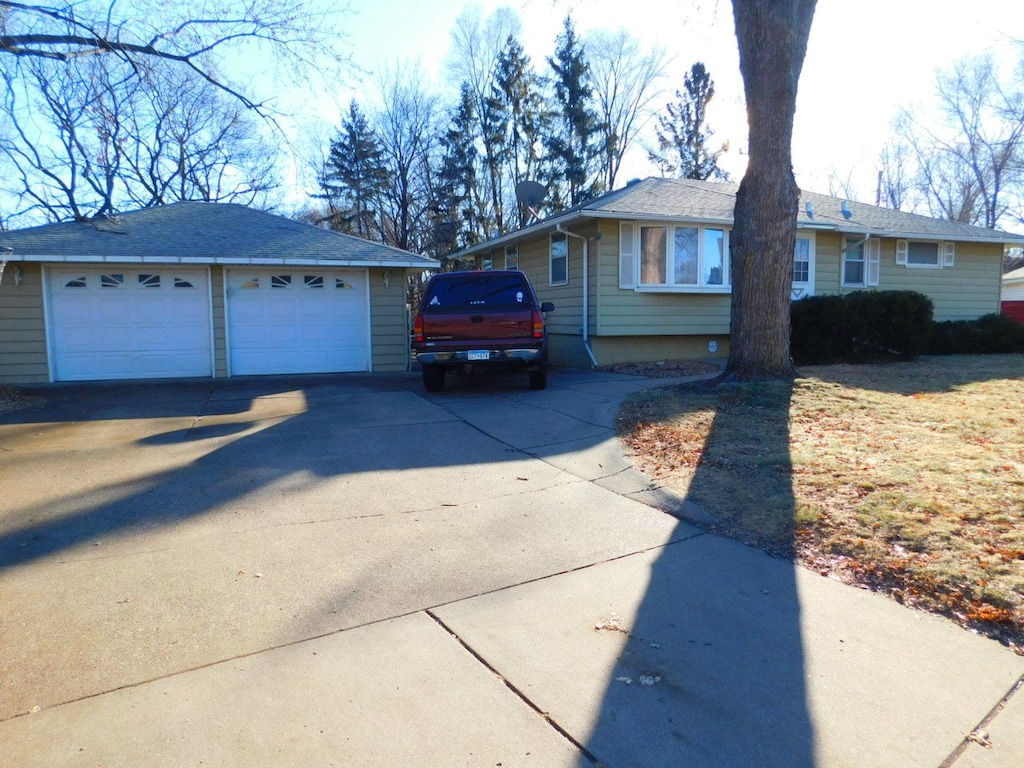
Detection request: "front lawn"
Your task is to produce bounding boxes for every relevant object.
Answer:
[616,355,1024,651]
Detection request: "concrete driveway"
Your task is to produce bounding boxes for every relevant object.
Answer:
[1,369,1022,767]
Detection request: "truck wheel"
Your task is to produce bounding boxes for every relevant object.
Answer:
[422,364,446,392]
[528,366,547,390]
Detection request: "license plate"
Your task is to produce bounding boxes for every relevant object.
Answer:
[467,350,490,361]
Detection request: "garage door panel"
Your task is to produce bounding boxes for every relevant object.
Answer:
[227,269,369,375]
[49,268,213,381]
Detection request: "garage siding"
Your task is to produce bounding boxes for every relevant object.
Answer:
[0,263,49,384]
[369,269,412,372]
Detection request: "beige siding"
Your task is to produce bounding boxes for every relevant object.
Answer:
[0,262,49,384]
[814,234,1002,321]
[514,223,597,337]
[369,268,411,371]
[590,335,730,366]
[210,266,228,377]
[593,219,732,336]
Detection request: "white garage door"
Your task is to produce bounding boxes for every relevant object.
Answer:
[226,268,369,375]
[48,267,213,381]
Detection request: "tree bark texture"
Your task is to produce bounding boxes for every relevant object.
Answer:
[726,0,817,381]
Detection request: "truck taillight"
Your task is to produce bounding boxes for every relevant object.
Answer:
[532,308,545,339]
[413,313,424,343]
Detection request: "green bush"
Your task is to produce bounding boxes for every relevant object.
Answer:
[791,291,934,364]
[929,314,1024,354]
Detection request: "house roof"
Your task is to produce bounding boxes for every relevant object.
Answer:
[1004,266,1024,284]
[0,202,439,269]
[453,177,1024,258]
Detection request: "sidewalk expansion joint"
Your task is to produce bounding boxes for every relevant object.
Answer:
[425,609,604,767]
[939,673,1024,767]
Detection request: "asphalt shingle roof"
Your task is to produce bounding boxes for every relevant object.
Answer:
[0,202,438,268]
[452,177,1024,258]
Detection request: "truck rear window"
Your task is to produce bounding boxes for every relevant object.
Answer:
[423,274,531,311]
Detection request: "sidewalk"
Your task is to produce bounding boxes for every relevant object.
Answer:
[1,370,1021,766]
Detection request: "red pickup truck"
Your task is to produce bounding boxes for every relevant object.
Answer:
[412,270,554,392]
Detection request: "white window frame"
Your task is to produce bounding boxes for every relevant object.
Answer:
[895,239,952,269]
[842,236,867,287]
[504,244,519,271]
[624,221,731,293]
[791,232,816,299]
[549,232,568,286]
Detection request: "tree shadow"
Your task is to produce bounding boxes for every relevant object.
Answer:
[582,379,817,767]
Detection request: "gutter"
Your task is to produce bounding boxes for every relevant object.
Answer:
[556,224,599,368]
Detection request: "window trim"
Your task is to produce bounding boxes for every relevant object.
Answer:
[627,221,731,293]
[842,236,867,288]
[791,232,816,298]
[549,232,568,286]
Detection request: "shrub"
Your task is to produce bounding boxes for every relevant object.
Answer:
[929,313,1024,354]
[791,291,934,364]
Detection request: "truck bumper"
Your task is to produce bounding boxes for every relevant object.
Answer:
[415,348,544,366]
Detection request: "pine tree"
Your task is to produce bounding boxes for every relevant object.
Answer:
[491,35,549,228]
[545,15,603,207]
[431,83,481,257]
[322,100,388,240]
[649,63,728,181]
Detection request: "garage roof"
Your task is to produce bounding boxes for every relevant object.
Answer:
[0,202,440,269]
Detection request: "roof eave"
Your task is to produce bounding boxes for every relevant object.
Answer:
[3,253,440,269]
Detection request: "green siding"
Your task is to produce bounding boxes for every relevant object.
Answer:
[369,268,411,372]
[0,262,49,384]
[210,267,228,377]
[813,233,1002,321]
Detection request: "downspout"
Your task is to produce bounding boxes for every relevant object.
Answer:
[556,224,599,368]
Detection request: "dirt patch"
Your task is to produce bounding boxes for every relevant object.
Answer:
[598,359,721,378]
[0,386,44,416]
[616,355,1024,653]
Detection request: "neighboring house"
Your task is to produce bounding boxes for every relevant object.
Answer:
[0,202,438,384]
[452,177,1024,367]
[1002,266,1024,324]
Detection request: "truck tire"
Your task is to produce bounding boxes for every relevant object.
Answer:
[528,366,547,390]
[422,364,446,392]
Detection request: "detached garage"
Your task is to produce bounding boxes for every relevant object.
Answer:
[0,203,438,384]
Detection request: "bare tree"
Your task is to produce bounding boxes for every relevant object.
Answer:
[586,28,668,190]
[0,0,348,114]
[875,129,914,210]
[0,52,279,223]
[373,64,440,252]
[726,0,817,382]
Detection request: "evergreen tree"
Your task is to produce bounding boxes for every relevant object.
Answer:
[649,63,728,181]
[322,100,388,239]
[545,15,603,207]
[431,83,481,257]
[492,35,550,228]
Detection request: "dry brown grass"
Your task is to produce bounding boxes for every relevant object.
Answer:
[617,355,1024,651]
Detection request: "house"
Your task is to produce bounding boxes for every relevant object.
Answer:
[1002,266,1024,324]
[452,177,1024,367]
[0,202,438,384]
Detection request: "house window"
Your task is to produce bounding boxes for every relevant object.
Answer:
[793,238,811,283]
[637,223,729,290]
[550,233,568,286]
[505,244,519,270]
[895,240,945,269]
[843,237,865,286]
[481,252,493,271]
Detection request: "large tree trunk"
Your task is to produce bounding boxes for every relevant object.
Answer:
[725,0,817,381]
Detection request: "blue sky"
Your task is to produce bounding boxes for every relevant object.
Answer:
[276,0,1023,210]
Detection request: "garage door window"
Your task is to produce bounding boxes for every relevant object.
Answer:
[173,277,195,288]
[65,276,87,288]
[139,274,161,288]
[305,275,324,288]
[271,275,291,288]
[335,278,349,289]
[101,273,124,288]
